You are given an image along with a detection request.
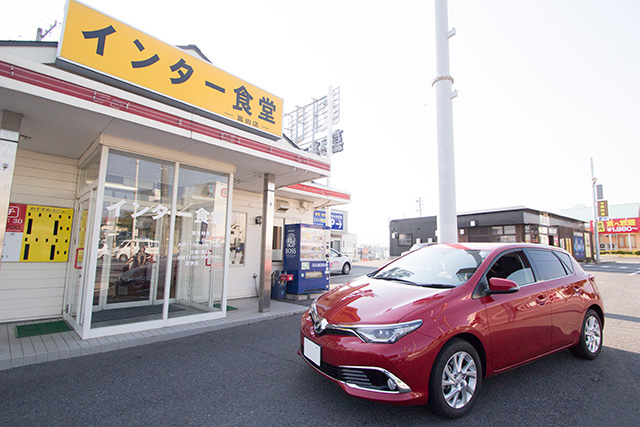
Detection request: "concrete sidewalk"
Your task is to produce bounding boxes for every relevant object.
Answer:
[0,297,308,371]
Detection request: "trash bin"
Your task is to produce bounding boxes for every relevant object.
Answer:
[271,270,287,300]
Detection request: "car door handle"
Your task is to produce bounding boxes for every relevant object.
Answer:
[536,296,547,306]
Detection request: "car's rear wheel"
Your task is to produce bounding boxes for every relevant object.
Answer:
[570,309,602,360]
[119,254,128,262]
[429,338,481,419]
[341,262,351,275]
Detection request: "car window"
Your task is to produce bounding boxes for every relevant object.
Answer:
[373,246,489,287]
[528,249,569,280]
[554,251,574,274]
[486,251,535,286]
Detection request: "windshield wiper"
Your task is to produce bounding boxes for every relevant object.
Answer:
[373,276,419,286]
[420,284,456,289]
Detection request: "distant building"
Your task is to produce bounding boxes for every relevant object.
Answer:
[561,203,639,251]
[390,206,592,261]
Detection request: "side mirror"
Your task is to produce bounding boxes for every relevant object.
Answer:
[487,277,520,294]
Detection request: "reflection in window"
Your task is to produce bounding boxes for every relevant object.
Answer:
[528,249,568,280]
[272,225,283,262]
[230,212,246,265]
[486,251,534,286]
[374,246,489,287]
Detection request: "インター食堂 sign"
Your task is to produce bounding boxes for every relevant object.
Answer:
[57,0,283,139]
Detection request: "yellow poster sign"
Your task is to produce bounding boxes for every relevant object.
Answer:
[58,0,283,137]
[21,205,74,262]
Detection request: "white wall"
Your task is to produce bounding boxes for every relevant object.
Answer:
[0,149,77,322]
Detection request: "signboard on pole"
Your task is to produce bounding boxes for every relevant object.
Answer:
[597,200,609,218]
[313,210,344,231]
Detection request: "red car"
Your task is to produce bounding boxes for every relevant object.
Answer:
[299,243,604,418]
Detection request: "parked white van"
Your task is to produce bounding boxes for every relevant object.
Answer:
[113,239,160,261]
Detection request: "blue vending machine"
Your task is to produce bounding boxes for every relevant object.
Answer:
[283,223,330,295]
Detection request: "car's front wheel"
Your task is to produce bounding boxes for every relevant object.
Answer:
[429,338,482,419]
[570,309,603,360]
[341,262,351,275]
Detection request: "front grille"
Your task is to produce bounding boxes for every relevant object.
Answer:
[322,363,390,391]
[301,345,398,393]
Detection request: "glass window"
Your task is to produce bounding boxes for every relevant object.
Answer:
[528,249,568,280]
[230,212,246,265]
[79,149,101,190]
[399,233,413,246]
[486,251,535,286]
[373,246,490,287]
[272,225,283,262]
[504,225,516,235]
[554,251,574,274]
[492,226,503,235]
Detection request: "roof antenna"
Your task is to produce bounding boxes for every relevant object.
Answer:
[36,20,58,41]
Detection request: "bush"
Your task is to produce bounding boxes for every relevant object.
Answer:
[601,250,640,256]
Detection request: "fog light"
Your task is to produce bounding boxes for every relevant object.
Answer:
[387,378,397,391]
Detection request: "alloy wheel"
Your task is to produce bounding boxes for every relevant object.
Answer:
[585,315,602,353]
[441,350,478,409]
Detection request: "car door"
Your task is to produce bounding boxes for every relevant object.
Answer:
[482,250,554,372]
[526,249,584,349]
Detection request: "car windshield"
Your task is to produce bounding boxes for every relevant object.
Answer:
[371,246,490,287]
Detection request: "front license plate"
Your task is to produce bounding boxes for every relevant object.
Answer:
[304,337,321,367]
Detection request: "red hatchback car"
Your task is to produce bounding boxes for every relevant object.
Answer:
[299,243,604,418]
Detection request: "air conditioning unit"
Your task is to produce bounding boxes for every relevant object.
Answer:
[276,200,290,212]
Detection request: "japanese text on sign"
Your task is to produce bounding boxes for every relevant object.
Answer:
[58,0,283,137]
[597,217,639,234]
[106,200,225,225]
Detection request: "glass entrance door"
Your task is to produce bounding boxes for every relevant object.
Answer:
[87,149,230,329]
[64,191,94,327]
[91,152,175,327]
[169,165,228,314]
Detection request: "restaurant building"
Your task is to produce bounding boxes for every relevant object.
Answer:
[390,206,592,260]
[0,1,349,338]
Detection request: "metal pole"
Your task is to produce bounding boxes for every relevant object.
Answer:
[591,157,600,262]
[433,0,458,243]
[258,173,275,312]
[325,86,334,266]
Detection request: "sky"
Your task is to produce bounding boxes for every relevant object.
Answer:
[2,0,639,246]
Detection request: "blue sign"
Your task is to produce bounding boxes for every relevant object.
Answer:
[313,210,344,231]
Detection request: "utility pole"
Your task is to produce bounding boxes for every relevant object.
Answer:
[433,0,458,243]
[325,86,334,251]
[416,197,423,217]
[591,157,601,262]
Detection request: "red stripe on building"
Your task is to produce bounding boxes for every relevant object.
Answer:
[286,183,351,201]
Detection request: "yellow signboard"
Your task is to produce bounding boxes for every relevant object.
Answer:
[58,0,283,137]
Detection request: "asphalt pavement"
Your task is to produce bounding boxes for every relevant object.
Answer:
[1,259,638,426]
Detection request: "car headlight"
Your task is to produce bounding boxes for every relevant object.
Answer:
[348,319,423,344]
